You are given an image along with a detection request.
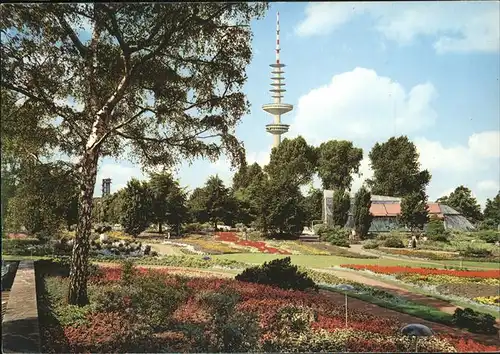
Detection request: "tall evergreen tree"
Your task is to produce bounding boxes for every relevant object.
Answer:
[330,189,351,227]
[120,179,151,237]
[483,191,500,227]
[352,185,372,237]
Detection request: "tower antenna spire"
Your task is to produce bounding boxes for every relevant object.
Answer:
[263,11,293,148]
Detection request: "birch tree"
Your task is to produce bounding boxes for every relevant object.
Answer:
[1,3,267,305]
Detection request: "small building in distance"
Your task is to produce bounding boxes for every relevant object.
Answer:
[323,191,475,233]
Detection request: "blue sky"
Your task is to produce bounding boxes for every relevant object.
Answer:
[94,2,499,207]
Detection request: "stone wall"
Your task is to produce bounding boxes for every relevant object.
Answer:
[2,260,41,353]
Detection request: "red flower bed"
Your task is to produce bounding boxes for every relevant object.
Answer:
[54,266,500,353]
[215,232,291,254]
[341,264,500,279]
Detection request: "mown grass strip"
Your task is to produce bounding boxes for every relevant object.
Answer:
[320,284,454,325]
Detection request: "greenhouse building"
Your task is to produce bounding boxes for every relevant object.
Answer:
[322,191,476,233]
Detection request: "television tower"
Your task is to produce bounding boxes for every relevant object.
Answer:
[262,11,293,148]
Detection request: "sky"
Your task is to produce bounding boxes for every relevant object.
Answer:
[91,2,499,207]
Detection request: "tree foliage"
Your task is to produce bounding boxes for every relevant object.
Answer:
[482,191,500,228]
[352,185,372,237]
[367,136,431,197]
[438,186,483,224]
[316,140,363,191]
[148,172,188,234]
[120,178,151,237]
[1,3,268,304]
[188,175,234,229]
[400,190,429,232]
[330,190,351,227]
[5,161,78,237]
[302,186,323,227]
[265,136,317,187]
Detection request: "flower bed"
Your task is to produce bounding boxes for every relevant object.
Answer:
[37,263,499,353]
[377,248,498,263]
[215,232,291,254]
[341,265,500,311]
[177,239,242,255]
[341,265,500,279]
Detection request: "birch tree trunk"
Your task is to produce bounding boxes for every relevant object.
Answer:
[67,149,99,305]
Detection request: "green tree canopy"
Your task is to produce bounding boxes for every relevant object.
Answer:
[5,161,79,237]
[188,175,234,229]
[352,185,372,237]
[367,136,431,197]
[316,140,363,191]
[438,186,483,224]
[330,190,351,227]
[483,191,500,227]
[302,185,323,228]
[265,136,317,187]
[1,3,267,305]
[120,178,151,237]
[148,172,188,234]
[400,190,429,232]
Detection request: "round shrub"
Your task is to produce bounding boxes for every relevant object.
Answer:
[235,257,318,291]
[363,240,379,250]
[382,236,404,248]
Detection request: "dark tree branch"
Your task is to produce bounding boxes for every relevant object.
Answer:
[55,13,88,57]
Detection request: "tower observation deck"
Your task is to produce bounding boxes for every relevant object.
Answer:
[262,12,293,148]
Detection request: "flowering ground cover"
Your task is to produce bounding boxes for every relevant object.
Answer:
[341,264,500,279]
[341,264,500,312]
[36,262,499,353]
[215,232,291,254]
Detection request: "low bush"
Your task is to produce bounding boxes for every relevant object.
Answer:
[451,307,498,334]
[425,216,450,242]
[363,240,379,249]
[475,230,499,244]
[459,246,493,258]
[235,257,318,291]
[321,226,350,247]
[382,236,404,248]
[2,238,40,254]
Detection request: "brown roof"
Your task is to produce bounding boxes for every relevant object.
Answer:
[369,202,443,217]
[370,204,388,216]
[384,203,401,216]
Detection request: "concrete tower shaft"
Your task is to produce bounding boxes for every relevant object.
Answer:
[262,11,293,148]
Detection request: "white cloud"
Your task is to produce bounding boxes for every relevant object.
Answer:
[296,2,500,53]
[295,3,364,37]
[477,180,500,193]
[289,67,437,144]
[415,131,500,173]
[468,131,500,159]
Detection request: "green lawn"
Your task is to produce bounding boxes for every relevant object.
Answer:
[212,253,499,269]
